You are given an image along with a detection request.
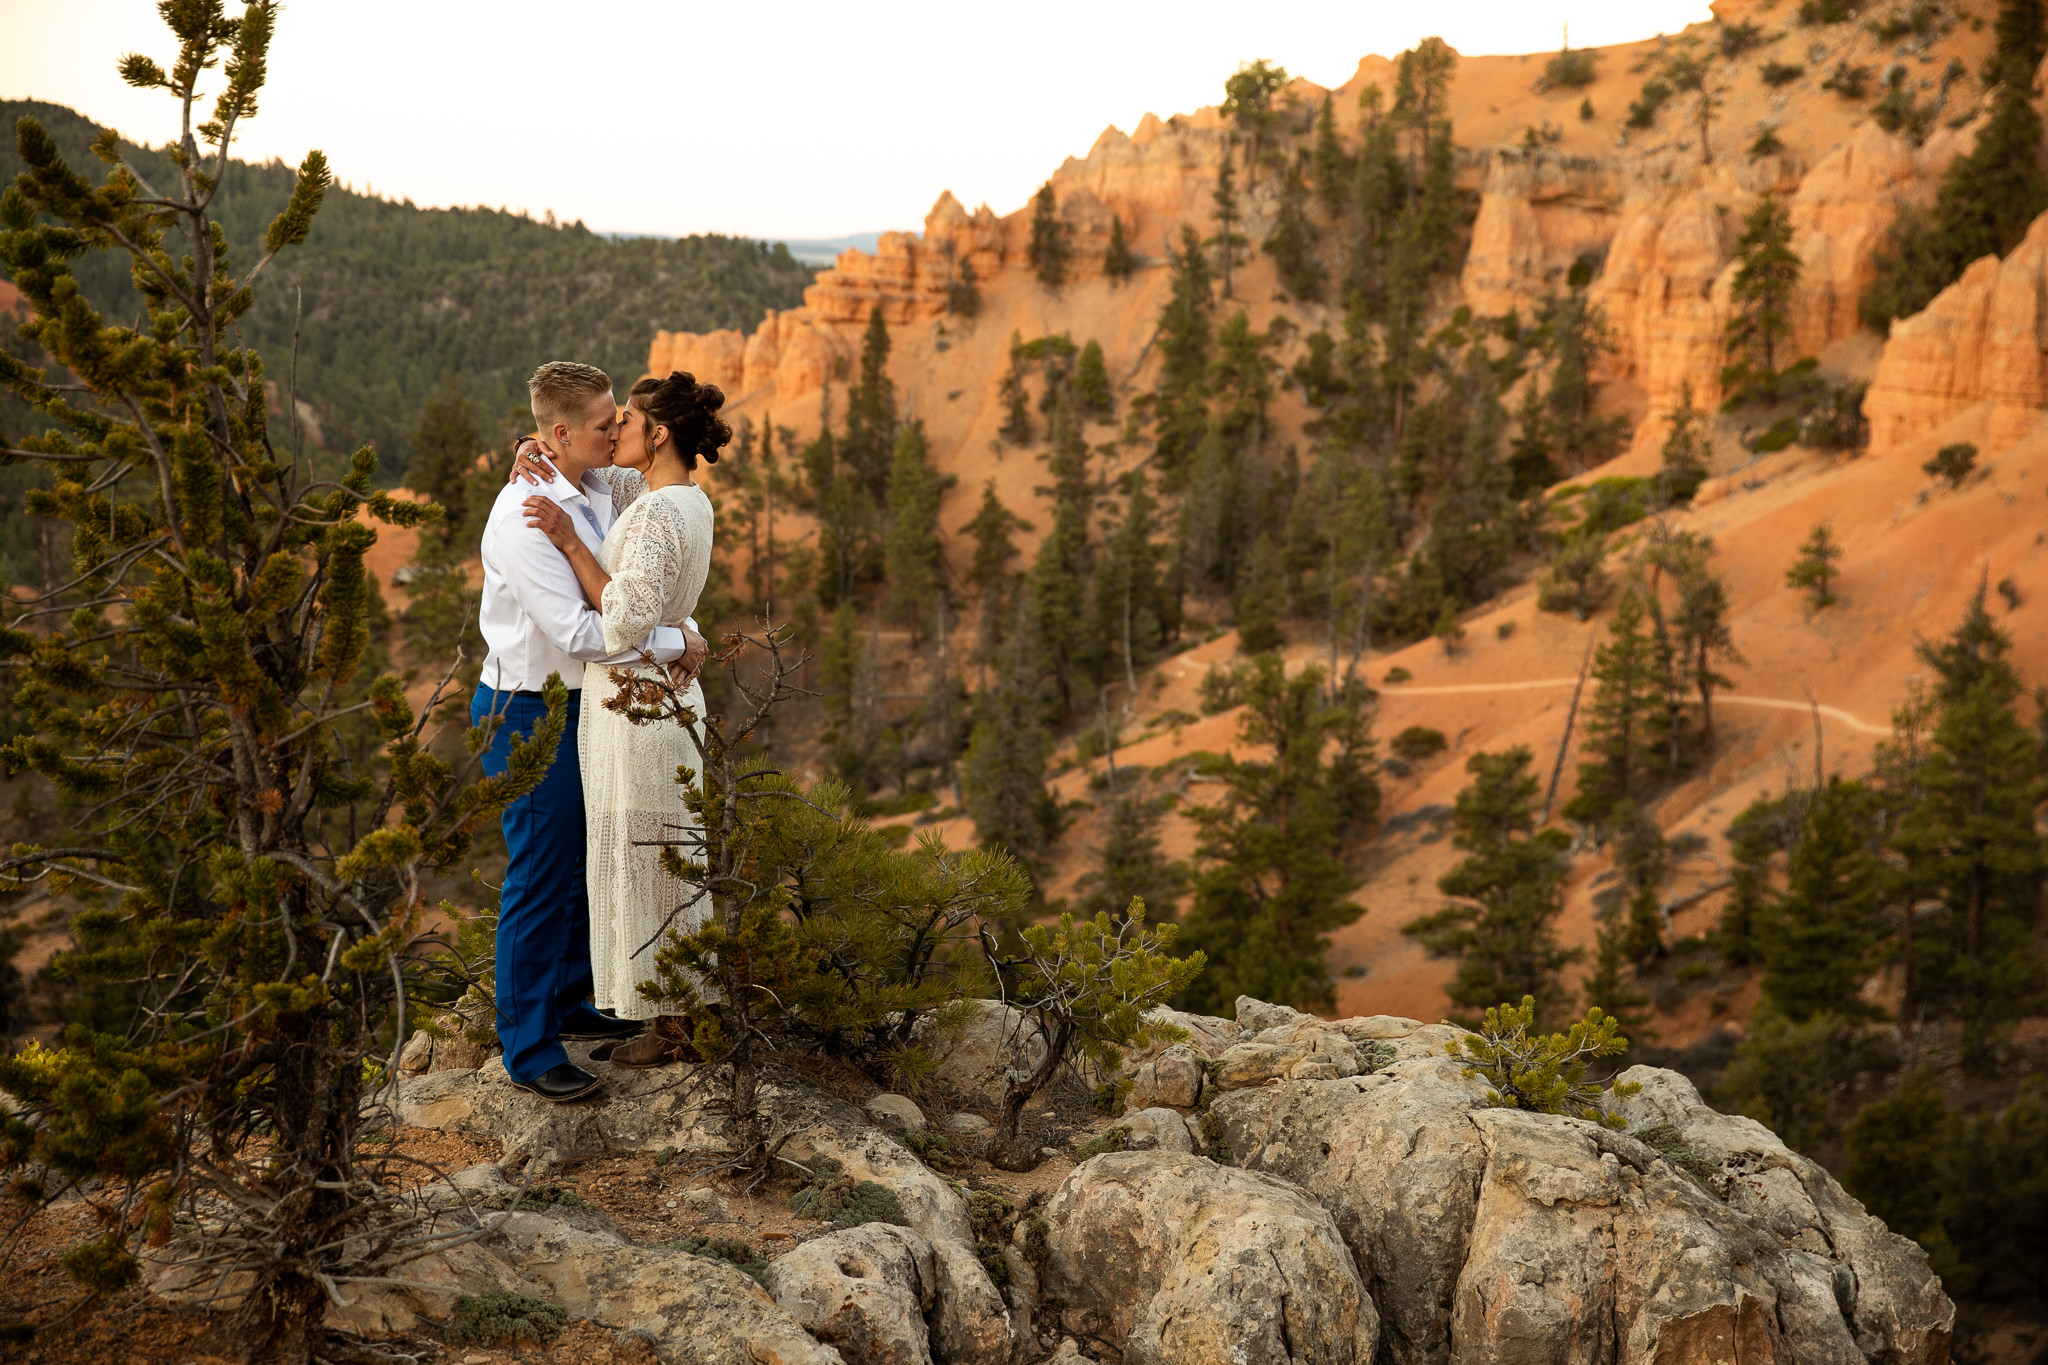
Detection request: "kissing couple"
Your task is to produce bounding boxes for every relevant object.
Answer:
[468,360,725,1103]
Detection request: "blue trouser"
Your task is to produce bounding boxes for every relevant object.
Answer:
[472,685,604,1081]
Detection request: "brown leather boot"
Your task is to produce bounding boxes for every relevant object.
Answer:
[608,1015,695,1069]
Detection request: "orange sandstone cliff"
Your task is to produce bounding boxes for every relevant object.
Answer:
[644,5,2048,1029]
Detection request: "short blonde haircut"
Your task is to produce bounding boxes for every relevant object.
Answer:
[528,361,613,430]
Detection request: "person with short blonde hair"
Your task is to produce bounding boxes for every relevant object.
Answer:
[527,360,614,432]
[468,359,703,1102]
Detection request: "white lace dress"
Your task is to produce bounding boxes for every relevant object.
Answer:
[580,476,715,1020]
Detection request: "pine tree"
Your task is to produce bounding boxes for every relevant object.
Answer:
[818,601,865,779]
[1175,656,1378,1013]
[1076,791,1187,923]
[1404,747,1576,1021]
[1312,94,1350,219]
[1759,776,1888,1021]
[1330,464,1398,685]
[1074,338,1112,418]
[1664,534,1742,753]
[1151,225,1217,477]
[1892,591,2048,1070]
[948,253,981,316]
[1657,382,1711,505]
[1786,521,1843,609]
[1263,161,1324,300]
[1027,181,1070,288]
[962,619,1061,877]
[843,304,899,496]
[1582,910,1654,1033]
[1095,467,1166,692]
[1565,589,1664,826]
[1210,145,1248,298]
[1721,193,1803,406]
[1720,795,1789,966]
[1221,58,1290,187]
[1026,382,1097,717]
[0,11,541,1352]
[882,420,944,640]
[1235,533,1288,654]
[1103,214,1137,282]
[1538,287,1630,472]
[1393,37,1458,172]
[1861,0,2048,325]
[965,481,1028,608]
[411,379,481,550]
[1507,380,1561,497]
[998,331,1032,445]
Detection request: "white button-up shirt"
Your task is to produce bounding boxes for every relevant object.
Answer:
[477,459,690,692]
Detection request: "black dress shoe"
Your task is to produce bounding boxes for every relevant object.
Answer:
[559,1011,646,1041]
[507,1063,603,1103]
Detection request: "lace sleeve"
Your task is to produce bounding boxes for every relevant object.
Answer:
[599,499,684,654]
[607,466,648,517]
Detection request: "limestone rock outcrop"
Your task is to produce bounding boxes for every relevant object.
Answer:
[912,997,1049,1111]
[763,1224,939,1365]
[174,996,1958,1365]
[1211,1017,1953,1365]
[1041,1151,1380,1365]
[1866,209,2048,453]
[150,1167,841,1365]
[394,1047,972,1244]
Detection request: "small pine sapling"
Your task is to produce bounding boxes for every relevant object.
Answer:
[1922,442,1976,488]
[1447,997,1642,1127]
[1785,522,1844,609]
[979,900,1205,1169]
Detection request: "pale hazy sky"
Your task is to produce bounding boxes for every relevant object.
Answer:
[2,1,1713,240]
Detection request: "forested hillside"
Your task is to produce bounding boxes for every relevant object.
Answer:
[0,99,814,476]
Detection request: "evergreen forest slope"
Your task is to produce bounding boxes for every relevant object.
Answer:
[0,98,815,477]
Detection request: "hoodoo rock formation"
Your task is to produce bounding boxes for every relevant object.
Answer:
[1866,209,2048,453]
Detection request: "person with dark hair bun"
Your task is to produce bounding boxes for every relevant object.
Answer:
[631,370,732,468]
[517,369,725,1069]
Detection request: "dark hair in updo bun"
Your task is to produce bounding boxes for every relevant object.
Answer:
[629,370,731,468]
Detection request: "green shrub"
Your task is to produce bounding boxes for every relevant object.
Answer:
[904,1128,958,1170]
[1537,534,1612,620]
[1545,47,1598,89]
[1074,1125,1131,1161]
[475,1182,591,1212]
[1798,382,1870,450]
[666,1235,772,1284]
[1821,62,1873,98]
[1749,417,1800,453]
[1391,726,1449,762]
[1760,61,1805,86]
[1749,127,1785,156]
[786,1157,912,1228]
[1576,477,1655,535]
[1719,19,1766,57]
[1718,1007,1869,1148]
[1798,0,1864,22]
[1633,1122,1722,1186]
[1628,77,1674,127]
[446,1292,568,1348]
[1383,667,1413,684]
[1447,998,1641,1127]
[1871,69,1935,144]
[1198,662,1246,714]
[1922,442,1976,487]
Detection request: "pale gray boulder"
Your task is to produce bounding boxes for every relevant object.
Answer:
[1040,1151,1379,1365]
[1211,1019,1955,1365]
[765,1223,938,1365]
